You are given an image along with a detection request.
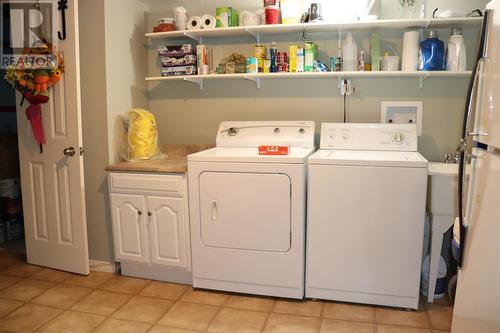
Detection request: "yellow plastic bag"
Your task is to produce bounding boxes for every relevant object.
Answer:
[125,109,160,161]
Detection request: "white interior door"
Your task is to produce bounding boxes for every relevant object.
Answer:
[199,172,291,252]
[16,0,89,274]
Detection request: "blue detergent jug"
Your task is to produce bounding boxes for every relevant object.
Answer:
[419,30,445,71]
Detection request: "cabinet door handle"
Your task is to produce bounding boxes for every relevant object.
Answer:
[138,210,143,216]
[147,212,152,217]
[211,201,218,222]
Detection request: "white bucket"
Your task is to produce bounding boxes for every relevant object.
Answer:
[421,254,447,298]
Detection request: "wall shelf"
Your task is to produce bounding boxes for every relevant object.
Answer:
[146,71,472,89]
[146,71,472,81]
[146,17,478,89]
[145,17,482,42]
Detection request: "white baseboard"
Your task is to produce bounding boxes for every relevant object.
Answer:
[89,260,117,273]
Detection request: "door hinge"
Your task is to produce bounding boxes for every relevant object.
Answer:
[79,147,84,156]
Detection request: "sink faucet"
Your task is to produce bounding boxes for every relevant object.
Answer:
[444,146,462,164]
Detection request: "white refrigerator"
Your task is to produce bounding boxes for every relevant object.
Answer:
[452,1,500,332]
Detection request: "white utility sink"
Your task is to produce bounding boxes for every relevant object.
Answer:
[425,162,461,303]
[427,162,460,217]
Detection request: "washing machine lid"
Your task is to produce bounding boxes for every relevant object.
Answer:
[308,150,428,168]
[189,147,316,164]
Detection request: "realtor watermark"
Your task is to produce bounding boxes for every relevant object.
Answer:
[1,0,58,69]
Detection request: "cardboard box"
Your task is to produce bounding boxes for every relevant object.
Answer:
[161,65,197,76]
[0,135,20,179]
[161,55,197,67]
[157,44,195,57]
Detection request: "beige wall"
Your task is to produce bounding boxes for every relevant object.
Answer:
[104,0,150,163]
[79,0,114,261]
[147,77,469,161]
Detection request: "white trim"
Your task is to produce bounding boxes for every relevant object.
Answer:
[89,260,117,273]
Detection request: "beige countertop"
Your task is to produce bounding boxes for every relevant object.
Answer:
[105,144,214,174]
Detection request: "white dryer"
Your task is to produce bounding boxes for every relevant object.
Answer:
[306,123,428,309]
[188,121,316,299]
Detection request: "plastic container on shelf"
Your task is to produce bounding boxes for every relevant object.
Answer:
[421,254,447,298]
[342,33,358,71]
[153,18,176,33]
[419,30,445,71]
[446,28,467,71]
[270,42,278,72]
[280,0,301,24]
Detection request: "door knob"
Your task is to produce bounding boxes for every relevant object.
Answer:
[63,147,76,156]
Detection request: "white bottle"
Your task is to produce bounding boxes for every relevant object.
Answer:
[446,28,467,71]
[342,33,358,71]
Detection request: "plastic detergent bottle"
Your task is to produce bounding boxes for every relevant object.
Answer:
[419,30,445,71]
[270,42,278,73]
[342,33,358,71]
[446,28,467,71]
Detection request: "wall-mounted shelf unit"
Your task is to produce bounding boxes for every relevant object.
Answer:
[146,17,479,89]
[146,71,472,90]
[145,17,482,43]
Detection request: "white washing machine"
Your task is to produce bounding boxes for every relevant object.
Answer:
[188,121,315,299]
[306,123,428,309]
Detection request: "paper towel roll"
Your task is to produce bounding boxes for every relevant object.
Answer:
[201,14,216,29]
[402,31,421,71]
[187,16,202,30]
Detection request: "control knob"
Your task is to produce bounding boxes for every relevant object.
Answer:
[392,131,405,144]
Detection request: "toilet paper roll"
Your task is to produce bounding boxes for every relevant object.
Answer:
[402,31,421,71]
[187,16,202,30]
[201,14,216,29]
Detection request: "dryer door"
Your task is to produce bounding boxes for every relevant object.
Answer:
[199,172,291,252]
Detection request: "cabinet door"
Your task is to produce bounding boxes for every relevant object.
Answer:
[147,196,187,269]
[110,194,149,264]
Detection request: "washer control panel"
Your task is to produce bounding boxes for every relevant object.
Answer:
[320,123,418,151]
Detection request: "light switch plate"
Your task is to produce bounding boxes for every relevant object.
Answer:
[381,101,423,136]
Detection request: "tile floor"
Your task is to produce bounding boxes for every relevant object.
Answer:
[0,251,454,333]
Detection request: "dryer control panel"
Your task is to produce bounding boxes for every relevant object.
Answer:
[320,123,418,151]
[217,121,315,148]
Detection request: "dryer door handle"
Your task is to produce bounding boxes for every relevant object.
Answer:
[211,201,218,222]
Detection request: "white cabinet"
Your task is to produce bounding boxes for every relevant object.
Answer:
[147,196,187,268]
[108,173,192,284]
[110,194,149,264]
